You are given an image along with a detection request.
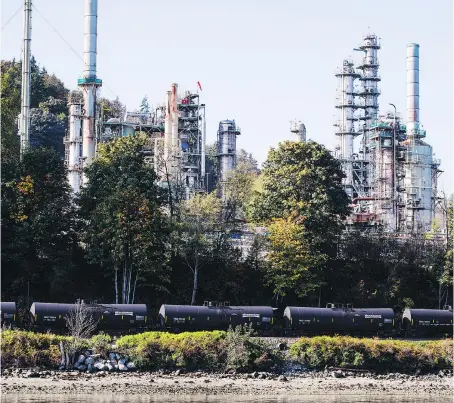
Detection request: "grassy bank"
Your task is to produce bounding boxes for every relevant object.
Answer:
[1,329,452,373]
[289,336,453,372]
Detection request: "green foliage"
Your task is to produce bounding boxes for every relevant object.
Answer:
[116,331,226,371]
[4,330,450,374]
[249,141,349,300]
[90,333,113,357]
[289,336,453,372]
[223,324,277,372]
[1,147,77,301]
[116,327,274,372]
[178,192,223,304]
[249,141,349,233]
[78,134,170,304]
[0,330,68,368]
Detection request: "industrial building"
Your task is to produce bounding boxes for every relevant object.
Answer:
[59,1,442,233]
[334,34,442,233]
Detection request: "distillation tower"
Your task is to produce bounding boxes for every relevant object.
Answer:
[401,44,440,232]
[334,35,440,233]
[334,60,361,199]
[217,120,241,195]
[65,0,102,192]
[290,120,306,143]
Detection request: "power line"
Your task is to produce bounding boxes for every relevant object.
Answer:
[1,4,23,31]
[31,4,118,99]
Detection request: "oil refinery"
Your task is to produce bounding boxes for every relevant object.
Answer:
[334,35,442,233]
[14,0,442,235]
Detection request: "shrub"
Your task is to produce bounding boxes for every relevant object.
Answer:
[289,336,453,373]
[116,331,226,371]
[0,330,68,368]
[90,333,112,357]
[223,324,282,372]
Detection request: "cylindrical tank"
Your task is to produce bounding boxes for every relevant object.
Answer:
[284,306,347,332]
[217,120,239,183]
[284,305,395,335]
[96,304,148,329]
[159,304,274,332]
[402,308,453,336]
[30,302,148,331]
[0,302,17,327]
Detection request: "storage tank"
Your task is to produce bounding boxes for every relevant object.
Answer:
[30,302,148,330]
[159,303,274,332]
[0,302,17,327]
[402,307,453,337]
[284,304,395,335]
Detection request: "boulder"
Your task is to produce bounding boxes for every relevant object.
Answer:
[23,370,39,378]
[118,363,128,371]
[87,364,95,373]
[105,363,113,372]
[332,370,345,379]
[278,375,288,382]
[77,354,86,364]
[126,362,136,370]
[118,358,126,365]
[252,371,259,378]
[94,363,106,371]
[85,357,95,365]
[175,369,181,376]
[277,342,287,351]
[109,353,117,361]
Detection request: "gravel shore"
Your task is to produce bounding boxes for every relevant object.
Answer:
[1,369,452,397]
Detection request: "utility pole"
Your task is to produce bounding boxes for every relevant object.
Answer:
[19,0,32,159]
[389,103,398,232]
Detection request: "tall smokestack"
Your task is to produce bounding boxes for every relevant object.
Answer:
[164,90,172,161]
[19,0,32,159]
[80,0,101,184]
[406,43,419,137]
[171,83,179,156]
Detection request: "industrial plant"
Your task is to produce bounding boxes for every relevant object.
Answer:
[15,0,443,235]
[334,34,442,233]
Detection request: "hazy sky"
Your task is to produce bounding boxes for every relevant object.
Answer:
[2,0,453,193]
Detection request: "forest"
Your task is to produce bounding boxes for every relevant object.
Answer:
[1,58,453,314]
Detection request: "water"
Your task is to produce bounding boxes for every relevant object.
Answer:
[0,395,450,403]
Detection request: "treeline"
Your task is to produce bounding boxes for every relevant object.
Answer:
[1,58,452,313]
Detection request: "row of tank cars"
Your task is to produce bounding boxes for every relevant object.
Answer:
[0,301,453,338]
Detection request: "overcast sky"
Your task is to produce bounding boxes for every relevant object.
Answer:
[2,0,453,193]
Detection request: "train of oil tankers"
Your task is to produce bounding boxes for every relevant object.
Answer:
[1,301,452,338]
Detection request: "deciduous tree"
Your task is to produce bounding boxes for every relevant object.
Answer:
[78,134,170,304]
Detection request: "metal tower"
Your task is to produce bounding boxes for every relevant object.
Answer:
[290,120,306,142]
[334,60,361,199]
[78,0,102,185]
[217,120,241,193]
[18,0,32,158]
[401,44,437,232]
[64,92,83,193]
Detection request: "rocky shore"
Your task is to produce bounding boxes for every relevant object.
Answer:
[1,368,452,397]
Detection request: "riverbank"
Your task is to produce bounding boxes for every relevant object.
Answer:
[1,369,452,397]
[2,330,453,374]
